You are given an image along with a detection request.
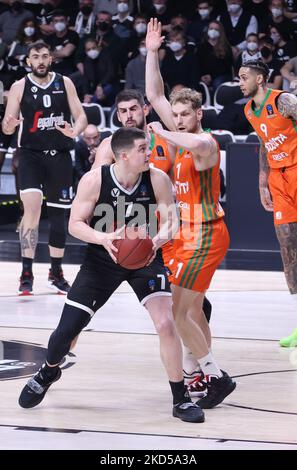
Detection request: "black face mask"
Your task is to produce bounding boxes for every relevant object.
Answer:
[81,6,93,16]
[98,21,110,32]
[261,46,271,59]
[11,1,23,12]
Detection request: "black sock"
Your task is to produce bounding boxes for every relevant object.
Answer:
[22,257,33,275]
[42,362,59,379]
[50,257,62,276]
[169,380,190,405]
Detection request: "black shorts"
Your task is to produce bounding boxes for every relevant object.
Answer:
[18,148,73,208]
[66,249,171,315]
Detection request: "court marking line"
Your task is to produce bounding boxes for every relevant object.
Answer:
[0,422,296,446]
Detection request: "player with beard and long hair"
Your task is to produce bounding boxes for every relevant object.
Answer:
[2,40,87,295]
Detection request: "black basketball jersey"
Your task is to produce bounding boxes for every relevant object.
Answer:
[87,164,159,257]
[19,72,73,151]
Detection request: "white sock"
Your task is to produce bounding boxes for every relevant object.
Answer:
[183,345,201,383]
[199,352,223,378]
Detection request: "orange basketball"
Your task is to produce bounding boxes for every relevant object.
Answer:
[114,235,154,269]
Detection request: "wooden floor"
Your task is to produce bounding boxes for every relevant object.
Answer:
[0,262,296,450]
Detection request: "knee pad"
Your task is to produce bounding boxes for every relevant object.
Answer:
[47,206,67,249]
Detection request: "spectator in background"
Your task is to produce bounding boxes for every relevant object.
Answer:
[259,36,283,87]
[126,14,148,59]
[244,0,270,23]
[82,37,115,106]
[112,0,134,39]
[234,32,262,74]
[260,0,297,40]
[284,0,297,19]
[46,9,80,76]
[6,17,41,81]
[94,0,118,15]
[124,36,146,94]
[148,0,173,32]
[0,0,33,45]
[161,30,200,91]
[198,20,233,91]
[74,124,101,183]
[219,0,258,58]
[187,0,216,45]
[270,24,296,65]
[36,0,61,35]
[169,15,196,53]
[72,0,96,38]
[280,55,297,91]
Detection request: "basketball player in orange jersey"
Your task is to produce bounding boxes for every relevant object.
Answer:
[145,18,236,408]
[92,89,213,393]
[239,59,297,348]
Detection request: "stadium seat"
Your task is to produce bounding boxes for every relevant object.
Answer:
[82,103,106,128]
[201,106,219,130]
[245,132,259,143]
[211,129,235,150]
[198,81,211,107]
[108,107,122,132]
[214,81,243,111]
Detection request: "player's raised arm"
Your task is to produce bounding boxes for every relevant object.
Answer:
[145,18,176,131]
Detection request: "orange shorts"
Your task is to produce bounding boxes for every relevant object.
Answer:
[162,240,174,271]
[170,218,229,292]
[269,165,297,225]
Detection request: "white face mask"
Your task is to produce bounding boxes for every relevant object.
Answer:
[271,33,280,44]
[247,41,258,51]
[54,21,66,32]
[153,3,164,13]
[198,9,210,20]
[135,22,147,34]
[139,46,147,56]
[271,8,283,17]
[208,29,220,39]
[228,3,241,14]
[169,41,183,52]
[87,49,99,59]
[117,2,129,13]
[24,26,35,37]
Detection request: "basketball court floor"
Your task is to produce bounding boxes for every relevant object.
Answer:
[0,260,297,451]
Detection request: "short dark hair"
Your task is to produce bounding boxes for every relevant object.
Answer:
[115,89,145,108]
[111,127,146,159]
[243,59,270,83]
[27,40,51,56]
[52,9,67,19]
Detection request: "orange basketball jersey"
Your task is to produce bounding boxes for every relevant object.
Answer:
[149,133,172,175]
[174,139,224,224]
[244,88,297,169]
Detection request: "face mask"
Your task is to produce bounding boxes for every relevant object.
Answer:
[135,23,147,34]
[81,6,93,16]
[199,9,210,20]
[271,8,282,17]
[117,2,129,13]
[87,49,99,59]
[208,29,220,39]
[261,46,271,59]
[247,41,258,51]
[228,3,241,14]
[169,41,183,52]
[271,33,280,44]
[139,46,147,56]
[153,3,164,13]
[12,1,22,12]
[24,27,35,37]
[54,22,66,32]
[98,21,110,31]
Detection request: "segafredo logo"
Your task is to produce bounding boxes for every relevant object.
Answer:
[0,340,75,380]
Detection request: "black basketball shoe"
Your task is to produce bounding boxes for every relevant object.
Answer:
[18,271,34,295]
[48,269,70,294]
[196,371,236,409]
[19,364,62,408]
[173,401,205,423]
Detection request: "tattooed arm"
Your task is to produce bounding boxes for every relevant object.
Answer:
[277,92,297,120]
[259,138,273,212]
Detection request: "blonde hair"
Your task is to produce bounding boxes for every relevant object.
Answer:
[169,88,202,110]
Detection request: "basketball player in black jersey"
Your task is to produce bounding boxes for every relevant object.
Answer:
[2,40,87,295]
[18,127,205,423]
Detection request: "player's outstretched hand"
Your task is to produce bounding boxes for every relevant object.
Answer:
[147,121,164,134]
[101,225,126,263]
[55,121,77,138]
[3,114,23,132]
[146,18,165,52]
